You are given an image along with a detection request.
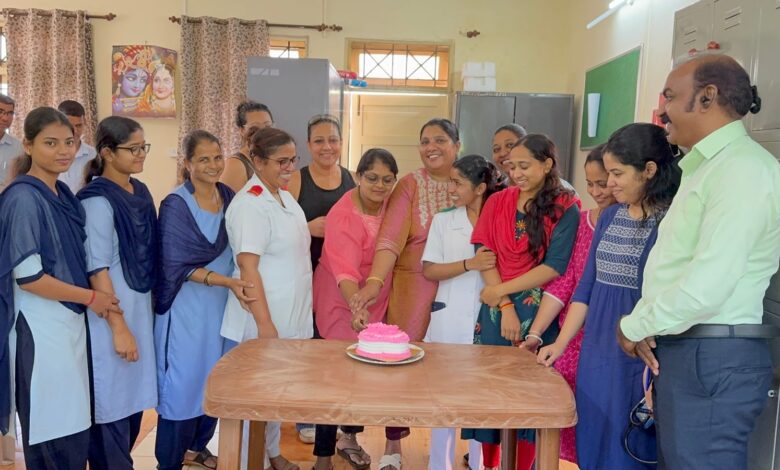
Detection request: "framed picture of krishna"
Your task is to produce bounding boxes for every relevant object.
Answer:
[112,45,178,119]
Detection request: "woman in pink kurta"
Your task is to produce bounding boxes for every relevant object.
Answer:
[351,119,460,343]
[313,189,391,340]
[521,144,616,464]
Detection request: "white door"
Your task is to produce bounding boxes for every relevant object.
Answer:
[347,92,449,177]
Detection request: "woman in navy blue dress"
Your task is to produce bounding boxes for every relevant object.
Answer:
[538,123,681,469]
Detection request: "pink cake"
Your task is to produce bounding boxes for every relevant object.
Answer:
[356,323,412,361]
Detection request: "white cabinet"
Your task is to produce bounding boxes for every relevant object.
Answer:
[672,0,714,64]
[711,0,759,77]
[750,0,780,143]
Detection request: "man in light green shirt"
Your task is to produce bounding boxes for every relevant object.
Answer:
[617,54,780,469]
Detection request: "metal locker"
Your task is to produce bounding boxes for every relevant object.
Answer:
[711,0,759,74]
[454,93,516,158]
[672,0,715,64]
[513,94,575,182]
[749,0,780,143]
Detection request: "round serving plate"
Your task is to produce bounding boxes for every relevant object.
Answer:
[346,343,424,365]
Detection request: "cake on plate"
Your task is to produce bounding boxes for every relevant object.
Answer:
[356,322,412,361]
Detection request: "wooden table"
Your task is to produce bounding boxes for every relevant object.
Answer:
[204,339,576,470]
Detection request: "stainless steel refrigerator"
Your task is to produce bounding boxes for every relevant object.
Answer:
[452,92,575,181]
[246,57,343,167]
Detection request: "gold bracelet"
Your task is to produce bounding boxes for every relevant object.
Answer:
[204,271,214,287]
[366,276,384,287]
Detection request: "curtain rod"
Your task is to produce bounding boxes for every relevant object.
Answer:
[3,9,116,21]
[168,16,342,32]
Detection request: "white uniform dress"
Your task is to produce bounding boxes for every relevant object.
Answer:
[12,255,91,445]
[222,175,313,467]
[421,206,484,470]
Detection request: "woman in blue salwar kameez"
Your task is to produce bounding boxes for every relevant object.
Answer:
[0,107,120,469]
[153,130,252,470]
[78,116,158,470]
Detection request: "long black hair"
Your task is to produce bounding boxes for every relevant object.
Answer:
[604,123,681,220]
[452,154,506,210]
[516,134,573,262]
[85,116,143,185]
[14,107,74,177]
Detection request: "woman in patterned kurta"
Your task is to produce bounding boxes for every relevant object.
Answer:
[349,119,459,470]
[521,144,616,464]
[462,135,580,470]
[537,123,681,470]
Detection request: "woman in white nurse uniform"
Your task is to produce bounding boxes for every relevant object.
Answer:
[421,155,505,470]
[222,127,311,470]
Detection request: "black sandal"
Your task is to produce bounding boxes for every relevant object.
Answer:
[183,448,218,470]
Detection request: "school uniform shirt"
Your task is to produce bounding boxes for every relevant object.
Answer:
[58,142,96,193]
[82,196,157,423]
[222,175,313,342]
[421,206,482,345]
[0,133,23,191]
[12,255,90,444]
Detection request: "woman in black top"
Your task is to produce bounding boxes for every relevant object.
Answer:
[286,114,356,446]
[288,115,357,270]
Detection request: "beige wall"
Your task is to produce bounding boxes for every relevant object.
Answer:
[1,0,572,204]
[565,0,699,204]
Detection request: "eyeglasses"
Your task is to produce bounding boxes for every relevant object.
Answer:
[116,143,151,156]
[269,156,298,169]
[362,173,397,187]
[0,110,14,118]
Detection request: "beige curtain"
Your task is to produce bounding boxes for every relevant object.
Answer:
[4,8,98,145]
[179,16,269,166]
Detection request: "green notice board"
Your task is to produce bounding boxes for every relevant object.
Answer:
[580,47,641,149]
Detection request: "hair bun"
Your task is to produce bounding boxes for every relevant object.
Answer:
[749,85,762,114]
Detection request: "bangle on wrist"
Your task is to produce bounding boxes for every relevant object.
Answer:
[525,333,544,346]
[498,301,513,311]
[366,276,384,288]
[463,259,469,272]
[204,271,214,287]
[85,290,96,306]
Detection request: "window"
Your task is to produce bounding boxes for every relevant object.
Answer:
[0,21,7,96]
[269,38,307,59]
[348,40,450,89]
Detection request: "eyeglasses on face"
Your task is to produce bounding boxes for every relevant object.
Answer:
[362,173,397,187]
[269,155,298,169]
[116,143,151,156]
[0,110,15,118]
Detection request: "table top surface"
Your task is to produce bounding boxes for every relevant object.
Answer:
[204,339,577,429]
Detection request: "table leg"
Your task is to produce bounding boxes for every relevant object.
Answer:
[535,428,561,470]
[247,421,267,470]
[218,418,243,470]
[500,429,518,470]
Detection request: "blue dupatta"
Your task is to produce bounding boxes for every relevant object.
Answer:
[0,176,89,434]
[153,181,234,314]
[77,177,158,293]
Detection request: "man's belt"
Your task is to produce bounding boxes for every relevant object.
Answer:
[665,323,780,339]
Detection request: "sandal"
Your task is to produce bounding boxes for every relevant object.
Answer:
[379,453,402,470]
[336,446,371,469]
[268,455,300,470]
[183,448,218,470]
